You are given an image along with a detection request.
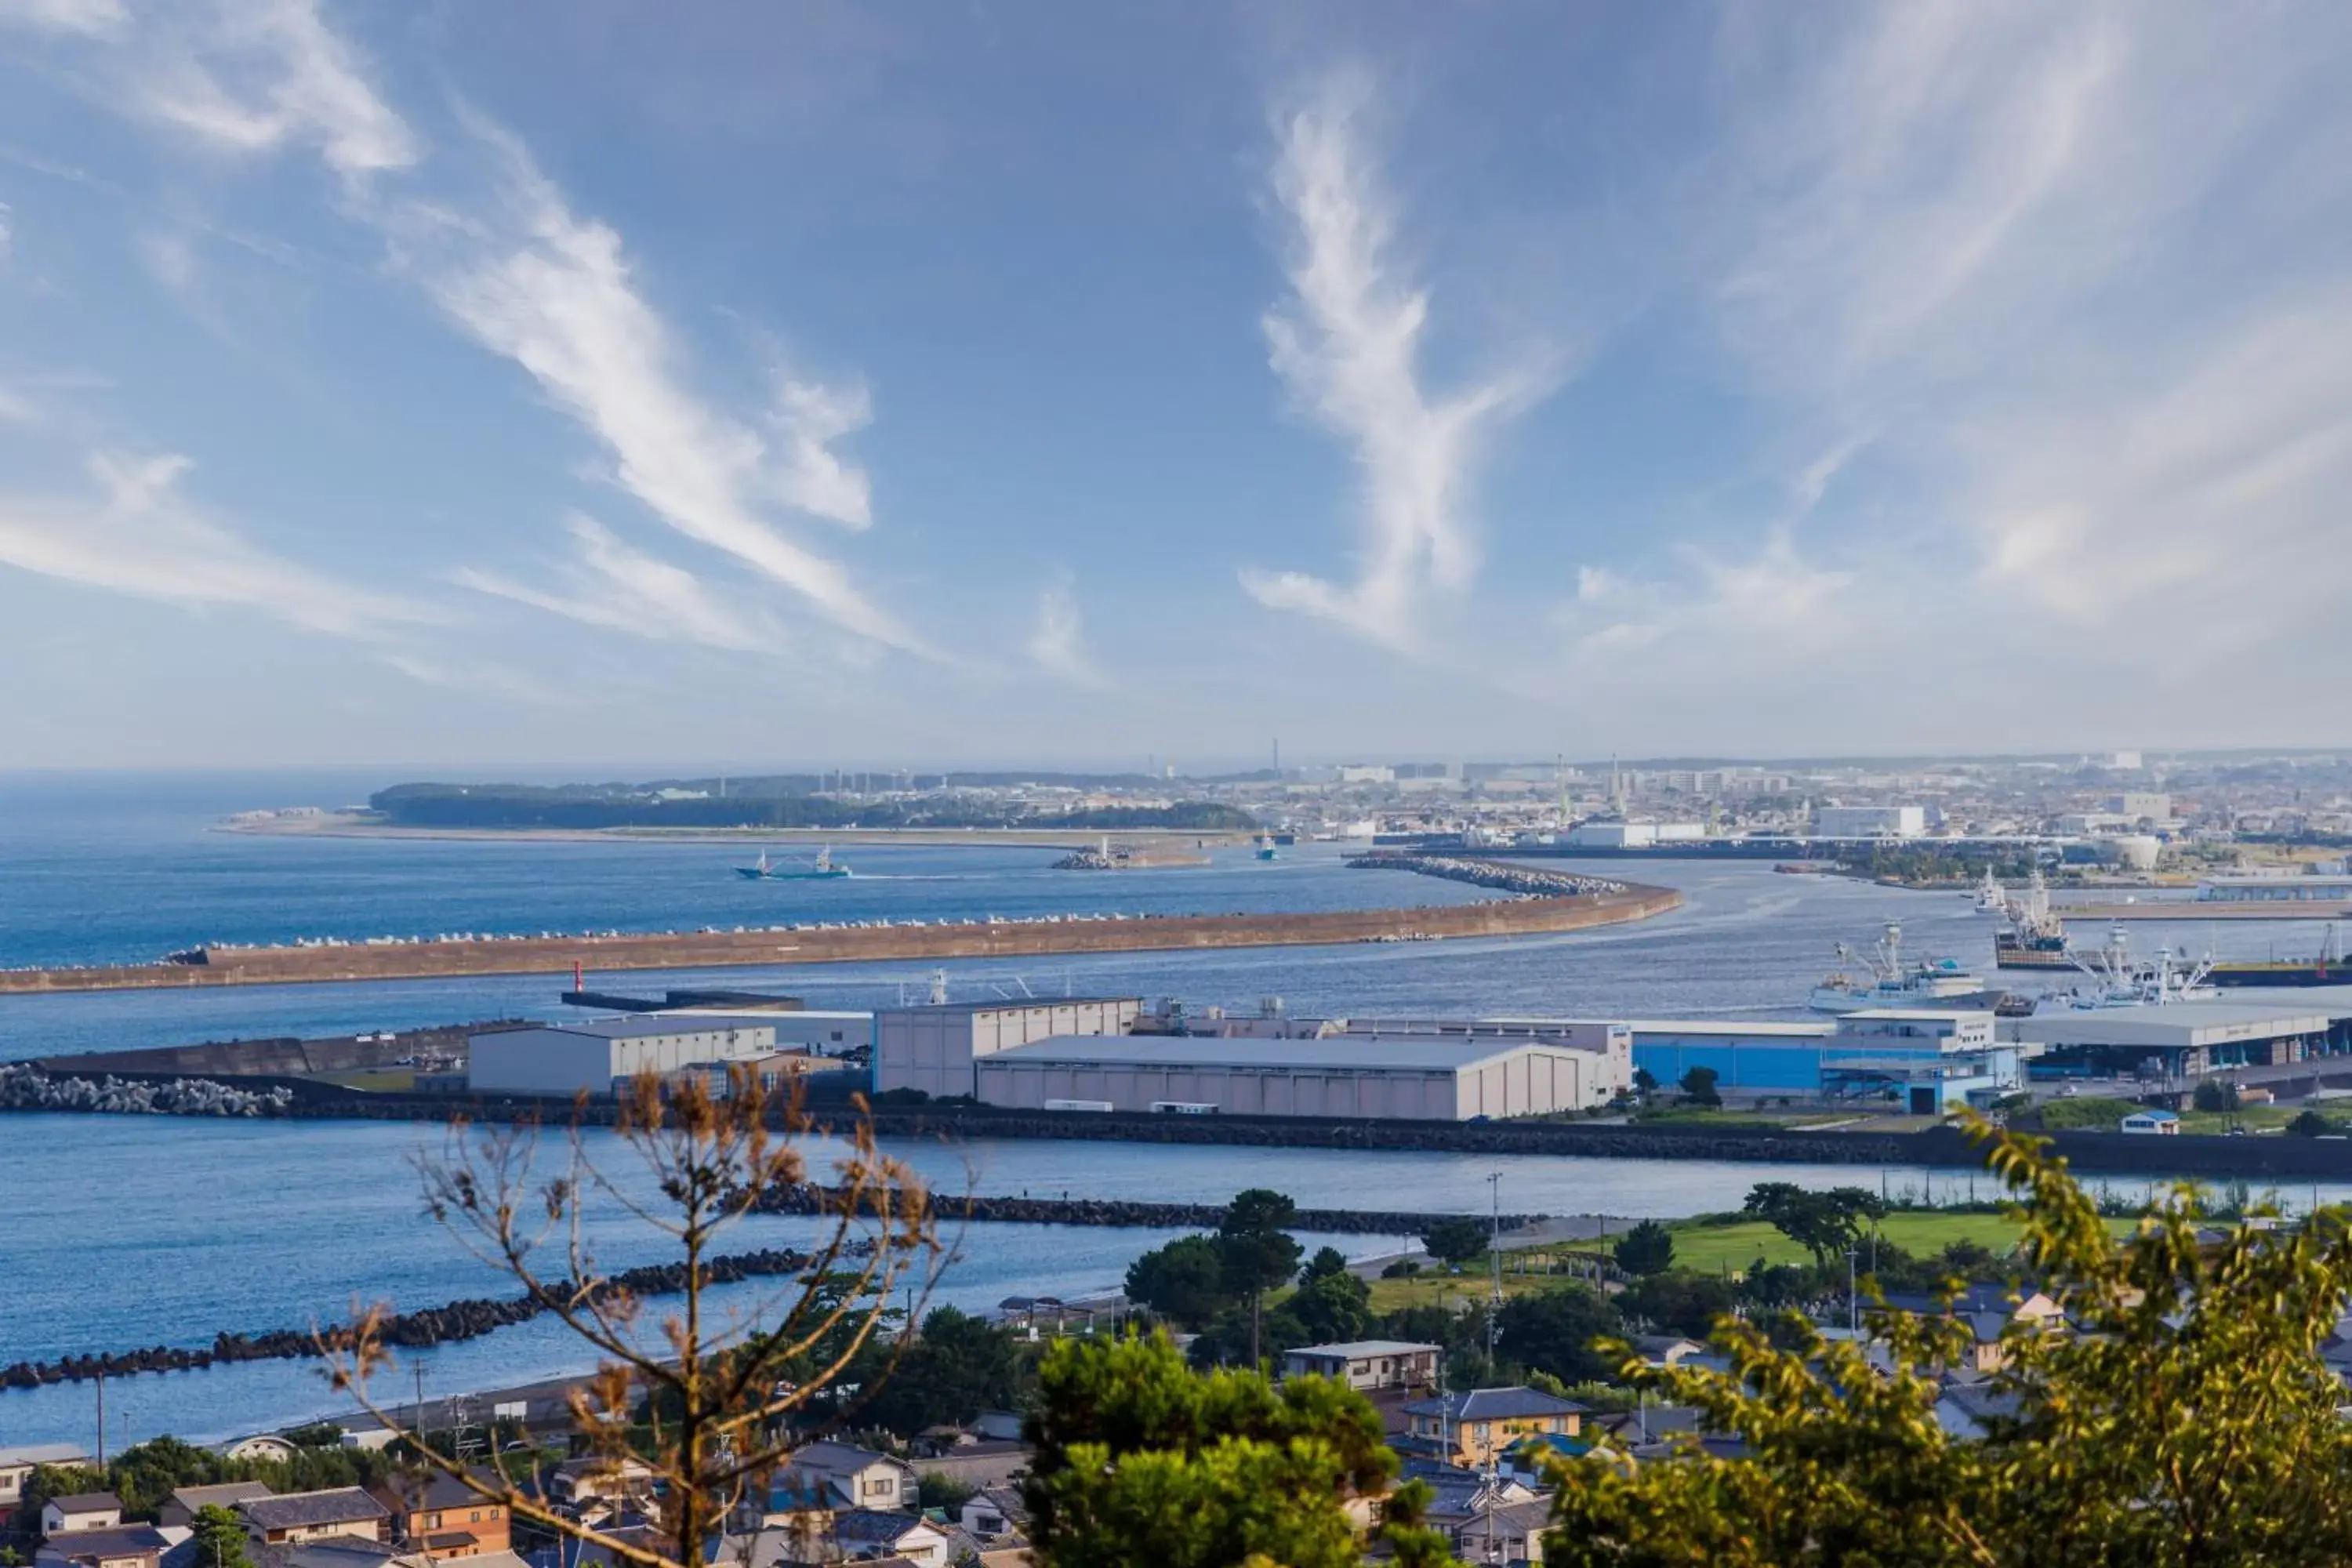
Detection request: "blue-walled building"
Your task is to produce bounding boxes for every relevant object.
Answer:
[1599,1011,2020,1111]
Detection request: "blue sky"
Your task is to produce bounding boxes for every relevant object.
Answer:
[2,1,2350,771]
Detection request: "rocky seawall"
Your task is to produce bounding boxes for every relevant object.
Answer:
[753,1182,1537,1234]
[0,1243,853,1391]
[0,1062,292,1116]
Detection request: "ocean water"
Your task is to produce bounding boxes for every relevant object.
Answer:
[2,770,2345,1449]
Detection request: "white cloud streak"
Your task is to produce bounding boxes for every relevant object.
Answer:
[0,0,125,37]
[1025,576,1106,688]
[0,450,427,637]
[1240,70,1549,651]
[393,119,916,652]
[2,0,917,662]
[454,514,792,657]
[123,0,415,180]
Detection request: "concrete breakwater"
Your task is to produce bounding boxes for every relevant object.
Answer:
[0,1244,848,1391]
[0,1062,292,1116]
[0,883,1680,996]
[754,1183,1537,1234]
[1346,852,1635,898]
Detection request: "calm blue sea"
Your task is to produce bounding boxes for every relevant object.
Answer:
[2,771,2343,1449]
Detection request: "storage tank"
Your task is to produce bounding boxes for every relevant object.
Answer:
[2111,834,2162,872]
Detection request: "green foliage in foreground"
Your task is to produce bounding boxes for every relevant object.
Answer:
[1022,1332,1453,1568]
[1547,1120,2352,1567]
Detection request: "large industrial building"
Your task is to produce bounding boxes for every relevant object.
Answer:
[873,998,1144,1098]
[970,1026,1627,1120]
[1813,805,1927,839]
[469,1018,782,1098]
[2195,875,2352,904]
[866,998,1629,1120]
[2011,1002,2338,1080]
[1608,1011,2019,1111]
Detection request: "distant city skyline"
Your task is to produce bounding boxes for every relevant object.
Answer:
[3,2,2351,768]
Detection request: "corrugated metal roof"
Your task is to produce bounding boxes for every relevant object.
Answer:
[983,1033,1596,1071]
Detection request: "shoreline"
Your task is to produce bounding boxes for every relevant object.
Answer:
[219,811,1258,851]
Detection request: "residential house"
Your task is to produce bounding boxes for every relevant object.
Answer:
[764,1443,916,1515]
[547,1457,655,1525]
[1,1446,90,1512]
[43,1495,126,1537]
[1397,1387,1586,1469]
[234,1489,391,1547]
[367,1472,511,1559]
[1279,1341,1443,1394]
[34,1525,175,1568]
[957,1486,1028,1541]
[1876,1288,2067,1374]
[1443,1495,1554,1567]
[160,1483,275,1530]
[829,1511,949,1566]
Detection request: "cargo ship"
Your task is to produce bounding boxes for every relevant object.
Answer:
[1991,870,2074,971]
[2207,926,2348,988]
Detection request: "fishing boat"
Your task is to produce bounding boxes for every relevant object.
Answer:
[1809,923,1999,1014]
[1254,834,1279,862]
[2036,925,2216,1011]
[735,847,853,880]
[1972,868,2008,914]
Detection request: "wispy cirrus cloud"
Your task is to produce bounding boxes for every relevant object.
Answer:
[1240,69,1552,652]
[454,513,791,657]
[0,450,427,637]
[1025,575,1107,688]
[397,125,914,650]
[118,0,413,180]
[1,0,920,664]
[0,0,125,37]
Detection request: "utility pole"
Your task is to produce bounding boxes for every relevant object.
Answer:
[1848,1247,1860,1338]
[1486,1172,1504,1365]
[96,1369,106,1465]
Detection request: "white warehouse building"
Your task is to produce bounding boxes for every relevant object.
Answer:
[468,1018,779,1098]
[873,998,1144,1099]
[1813,805,1927,839]
[971,1025,1628,1120]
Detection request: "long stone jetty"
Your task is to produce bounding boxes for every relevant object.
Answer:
[0,1243,851,1390]
[0,878,1681,996]
[754,1183,1540,1235]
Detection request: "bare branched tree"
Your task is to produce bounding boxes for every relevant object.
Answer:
[321,1069,940,1568]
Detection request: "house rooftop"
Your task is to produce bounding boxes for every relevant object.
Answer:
[169,1483,275,1511]
[41,1526,170,1559]
[1,1445,90,1469]
[1401,1385,1588,1421]
[1287,1340,1443,1360]
[49,1494,125,1514]
[238,1490,390,1531]
[830,1512,933,1547]
[786,1439,899,1472]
